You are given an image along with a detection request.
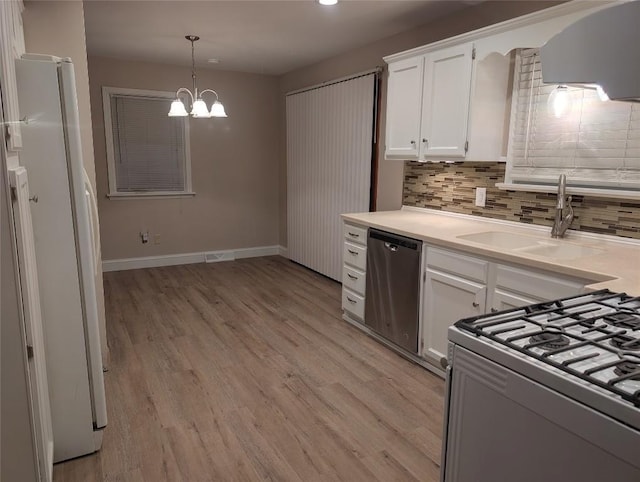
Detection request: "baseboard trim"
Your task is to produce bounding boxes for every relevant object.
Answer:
[278,245,288,258]
[102,245,281,272]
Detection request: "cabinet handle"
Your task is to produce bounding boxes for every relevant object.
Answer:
[490,308,498,313]
[410,140,416,145]
[346,297,357,304]
[347,249,359,256]
[348,232,359,238]
[422,138,428,147]
[347,273,358,280]
[472,301,479,308]
[29,194,38,203]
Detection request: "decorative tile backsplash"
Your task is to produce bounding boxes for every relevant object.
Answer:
[403,162,640,240]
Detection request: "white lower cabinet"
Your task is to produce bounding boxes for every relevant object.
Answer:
[488,264,586,312]
[421,245,588,373]
[342,222,368,323]
[490,289,539,312]
[423,268,486,368]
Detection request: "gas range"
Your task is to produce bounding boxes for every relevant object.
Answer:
[450,289,640,430]
[443,289,640,481]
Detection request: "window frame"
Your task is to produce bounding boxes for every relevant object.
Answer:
[498,49,640,201]
[102,86,194,199]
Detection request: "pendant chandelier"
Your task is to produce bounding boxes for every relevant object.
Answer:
[168,35,227,118]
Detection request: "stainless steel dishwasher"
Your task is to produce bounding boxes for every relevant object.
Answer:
[365,229,422,354]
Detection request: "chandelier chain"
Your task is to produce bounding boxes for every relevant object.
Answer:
[191,37,197,96]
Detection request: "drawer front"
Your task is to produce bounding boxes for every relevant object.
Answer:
[342,265,366,296]
[426,247,488,283]
[344,223,367,246]
[343,241,367,271]
[342,288,365,320]
[496,264,585,301]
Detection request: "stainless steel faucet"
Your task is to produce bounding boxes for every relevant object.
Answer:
[551,174,574,238]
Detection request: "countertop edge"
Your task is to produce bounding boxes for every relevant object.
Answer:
[341,209,640,295]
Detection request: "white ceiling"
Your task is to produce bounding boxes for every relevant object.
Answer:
[83,1,477,76]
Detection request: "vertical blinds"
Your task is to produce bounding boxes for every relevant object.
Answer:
[286,73,376,281]
[111,95,186,192]
[507,49,640,190]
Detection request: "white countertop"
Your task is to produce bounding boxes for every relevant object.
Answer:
[342,206,640,295]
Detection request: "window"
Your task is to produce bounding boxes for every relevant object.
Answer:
[102,87,193,198]
[501,49,640,199]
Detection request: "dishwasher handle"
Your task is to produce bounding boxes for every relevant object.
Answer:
[384,242,399,252]
[369,229,421,251]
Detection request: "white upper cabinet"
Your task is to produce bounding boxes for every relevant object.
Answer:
[385,56,424,159]
[383,1,609,163]
[385,42,510,162]
[420,43,474,158]
[384,44,474,161]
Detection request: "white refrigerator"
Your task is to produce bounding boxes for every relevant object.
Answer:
[15,54,107,462]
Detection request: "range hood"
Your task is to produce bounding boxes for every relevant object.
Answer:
[540,1,640,102]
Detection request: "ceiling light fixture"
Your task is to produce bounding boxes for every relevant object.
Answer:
[168,35,227,118]
[547,85,572,118]
[318,0,338,5]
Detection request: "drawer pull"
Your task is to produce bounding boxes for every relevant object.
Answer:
[346,297,357,304]
[490,307,498,313]
[347,249,359,256]
[347,273,358,280]
[348,232,359,238]
[472,302,479,308]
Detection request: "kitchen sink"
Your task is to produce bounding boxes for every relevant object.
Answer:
[457,231,604,260]
[516,242,604,260]
[457,231,542,249]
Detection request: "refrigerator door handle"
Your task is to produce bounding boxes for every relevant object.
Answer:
[83,169,101,272]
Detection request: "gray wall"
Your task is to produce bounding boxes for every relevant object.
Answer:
[277,1,563,246]
[89,56,281,260]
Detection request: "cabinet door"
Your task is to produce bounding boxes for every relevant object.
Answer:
[490,288,541,313]
[423,268,485,368]
[385,56,424,160]
[9,167,54,481]
[420,43,474,158]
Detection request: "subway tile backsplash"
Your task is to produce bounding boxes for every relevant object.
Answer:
[403,162,640,240]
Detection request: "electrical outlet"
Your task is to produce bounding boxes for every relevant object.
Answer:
[140,231,149,244]
[154,234,161,245]
[475,187,486,207]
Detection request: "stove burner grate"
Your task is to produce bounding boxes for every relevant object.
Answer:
[603,311,640,330]
[456,289,640,408]
[528,332,570,350]
[614,361,640,380]
[610,335,640,352]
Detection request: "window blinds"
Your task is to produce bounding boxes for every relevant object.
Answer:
[110,95,186,192]
[507,49,640,191]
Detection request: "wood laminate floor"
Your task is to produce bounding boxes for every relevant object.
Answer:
[53,256,445,481]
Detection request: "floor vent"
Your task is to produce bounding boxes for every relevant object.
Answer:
[205,251,235,263]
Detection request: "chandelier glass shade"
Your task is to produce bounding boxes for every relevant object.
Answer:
[168,35,227,118]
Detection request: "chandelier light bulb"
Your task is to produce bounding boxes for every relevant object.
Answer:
[168,99,188,117]
[210,101,227,118]
[191,99,210,118]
